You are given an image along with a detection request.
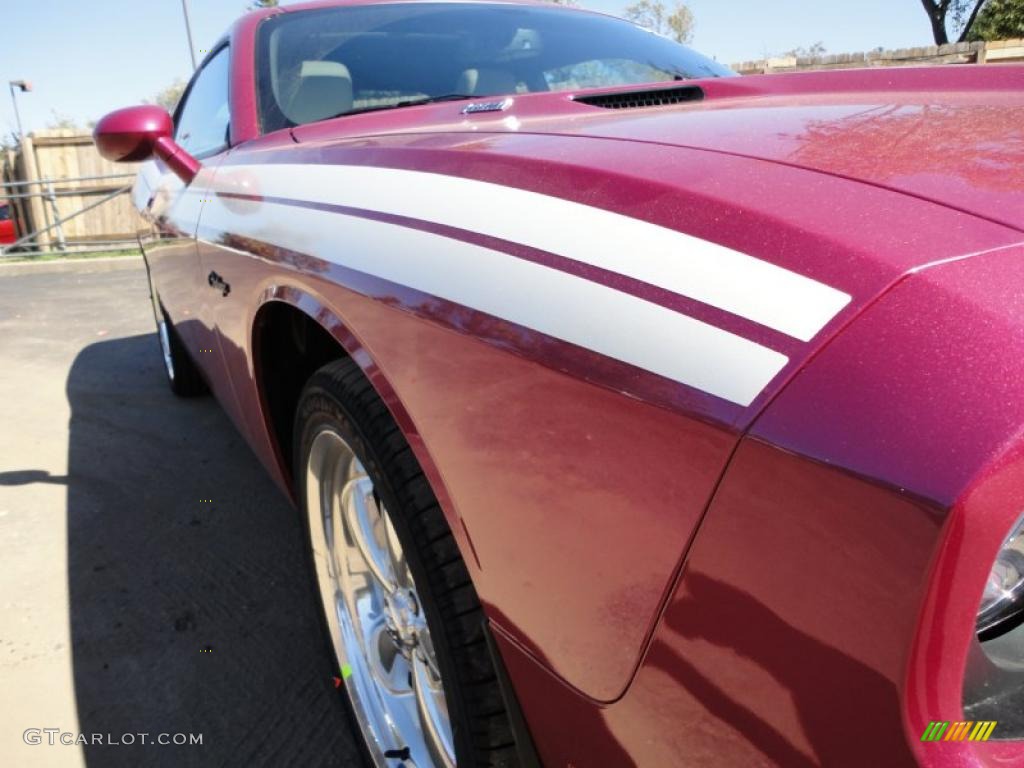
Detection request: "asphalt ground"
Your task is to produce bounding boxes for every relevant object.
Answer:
[0,260,363,767]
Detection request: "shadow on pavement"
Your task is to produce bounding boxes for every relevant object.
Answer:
[65,333,361,767]
[0,470,69,485]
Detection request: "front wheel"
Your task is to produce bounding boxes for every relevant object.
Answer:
[294,359,518,768]
[155,308,207,397]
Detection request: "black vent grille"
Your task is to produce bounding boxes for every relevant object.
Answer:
[574,85,704,110]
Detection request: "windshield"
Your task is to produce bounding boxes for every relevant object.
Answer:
[256,2,733,132]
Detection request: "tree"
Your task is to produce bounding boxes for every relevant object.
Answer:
[966,0,1024,39]
[785,41,827,58]
[543,0,581,5]
[46,111,83,131]
[625,0,695,44]
[247,0,279,9]
[917,0,989,44]
[149,79,187,113]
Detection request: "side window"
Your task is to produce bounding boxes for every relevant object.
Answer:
[175,47,231,158]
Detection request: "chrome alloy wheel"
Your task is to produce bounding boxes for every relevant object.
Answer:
[157,320,175,382]
[306,429,456,767]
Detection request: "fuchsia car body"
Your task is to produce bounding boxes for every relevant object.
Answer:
[94,1,1024,765]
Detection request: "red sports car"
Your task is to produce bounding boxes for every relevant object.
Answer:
[0,202,16,246]
[94,1,1024,765]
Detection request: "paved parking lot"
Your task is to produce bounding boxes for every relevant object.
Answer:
[0,260,362,767]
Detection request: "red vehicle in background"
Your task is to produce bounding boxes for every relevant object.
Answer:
[93,1,1024,766]
[0,203,15,245]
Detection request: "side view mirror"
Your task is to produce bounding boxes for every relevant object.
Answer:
[93,105,200,183]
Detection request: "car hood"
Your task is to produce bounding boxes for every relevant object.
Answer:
[293,65,1024,233]
[559,73,1024,233]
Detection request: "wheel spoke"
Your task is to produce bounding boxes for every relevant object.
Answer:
[415,620,442,682]
[412,654,456,768]
[381,504,411,590]
[341,466,398,595]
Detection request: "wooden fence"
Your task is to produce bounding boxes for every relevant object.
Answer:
[731,38,1024,75]
[1,130,147,251]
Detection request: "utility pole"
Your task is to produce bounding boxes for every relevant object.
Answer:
[181,0,198,71]
[8,80,31,142]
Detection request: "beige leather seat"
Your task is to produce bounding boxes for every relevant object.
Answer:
[456,68,517,96]
[285,61,354,124]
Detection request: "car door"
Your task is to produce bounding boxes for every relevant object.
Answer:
[168,45,249,434]
[136,159,205,357]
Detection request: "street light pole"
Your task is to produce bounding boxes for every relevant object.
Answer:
[8,80,31,143]
[180,0,198,71]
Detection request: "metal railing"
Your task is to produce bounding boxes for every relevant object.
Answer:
[1,172,142,258]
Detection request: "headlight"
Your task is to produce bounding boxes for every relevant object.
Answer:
[977,514,1024,640]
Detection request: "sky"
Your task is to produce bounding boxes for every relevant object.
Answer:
[1,0,930,137]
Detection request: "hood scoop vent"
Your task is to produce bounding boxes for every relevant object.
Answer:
[573,84,704,110]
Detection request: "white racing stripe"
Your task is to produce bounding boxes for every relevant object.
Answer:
[199,199,789,406]
[214,163,850,342]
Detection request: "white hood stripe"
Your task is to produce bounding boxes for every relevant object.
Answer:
[214,163,850,342]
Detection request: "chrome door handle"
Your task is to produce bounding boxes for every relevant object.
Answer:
[207,270,230,297]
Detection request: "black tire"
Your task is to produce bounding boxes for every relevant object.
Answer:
[156,307,207,398]
[294,358,519,768]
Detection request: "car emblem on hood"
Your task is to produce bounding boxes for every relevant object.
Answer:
[461,98,513,115]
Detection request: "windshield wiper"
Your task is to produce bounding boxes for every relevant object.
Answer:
[397,93,477,107]
[324,94,476,121]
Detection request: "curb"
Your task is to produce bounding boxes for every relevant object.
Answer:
[0,256,144,277]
